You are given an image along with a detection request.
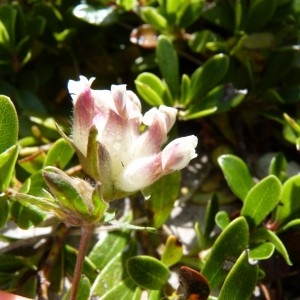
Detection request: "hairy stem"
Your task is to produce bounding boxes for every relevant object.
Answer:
[70,224,95,300]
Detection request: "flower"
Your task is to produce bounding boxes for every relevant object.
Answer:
[68,76,198,200]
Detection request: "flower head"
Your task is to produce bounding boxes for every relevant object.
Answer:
[68,76,198,200]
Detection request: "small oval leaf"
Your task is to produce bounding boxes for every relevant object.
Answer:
[126,256,170,290]
[0,95,18,153]
[218,154,254,201]
[241,175,281,227]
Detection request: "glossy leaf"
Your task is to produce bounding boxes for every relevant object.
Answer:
[89,231,131,271]
[244,0,276,32]
[146,171,180,228]
[156,35,179,100]
[18,151,46,174]
[10,201,46,229]
[252,228,292,265]
[176,0,203,28]
[140,7,168,31]
[241,175,281,227]
[90,237,136,297]
[98,277,137,300]
[249,242,275,261]
[202,1,235,31]
[161,235,183,267]
[0,145,18,191]
[218,154,254,201]
[185,84,246,120]
[215,211,230,230]
[179,73,191,105]
[218,251,258,300]
[202,217,249,289]
[189,54,230,103]
[204,194,219,238]
[126,256,170,290]
[188,30,219,53]
[135,72,168,106]
[0,195,9,229]
[269,152,287,181]
[44,138,75,169]
[275,174,300,225]
[0,95,18,153]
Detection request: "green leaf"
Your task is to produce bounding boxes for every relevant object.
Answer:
[0,5,17,48]
[179,73,191,105]
[140,7,168,31]
[196,195,219,249]
[282,218,300,231]
[135,72,169,106]
[0,145,18,191]
[218,251,258,300]
[156,35,179,100]
[89,231,131,270]
[146,171,180,228]
[204,194,219,237]
[189,54,229,103]
[244,0,276,32]
[275,174,300,225]
[10,201,46,229]
[63,275,91,300]
[215,211,230,230]
[44,138,75,169]
[161,235,183,267]
[202,1,235,31]
[91,242,136,296]
[98,277,137,300]
[177,0,204,28]
[0,95,18,153]
[126,256,170,290]
[202,217,249,289]
[188,30,219,53]
[218,154,254,201]
[252,228,292,265]
[0,254,28,272]
[269,153,287,181]
[18,151,46,174]
[249,243,275,261]
[0,195,9,229]
[241,175,281,227]
[185,84,246,119]
[158,0,181,24]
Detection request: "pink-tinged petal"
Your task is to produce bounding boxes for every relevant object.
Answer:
[137,106,177,156]
[118,153,163,192]
[68,76,95,104]
[162,135,198,173]
[68,76,95,156]
[111,85,142,120]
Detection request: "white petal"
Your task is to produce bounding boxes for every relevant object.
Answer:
[68,76,95,103]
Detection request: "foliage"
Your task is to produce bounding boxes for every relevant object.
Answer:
[0,0,300,299]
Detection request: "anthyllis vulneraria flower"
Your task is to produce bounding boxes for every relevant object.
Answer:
[67,76,198,200]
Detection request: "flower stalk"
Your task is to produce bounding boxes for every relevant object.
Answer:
[70,224,96,300]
